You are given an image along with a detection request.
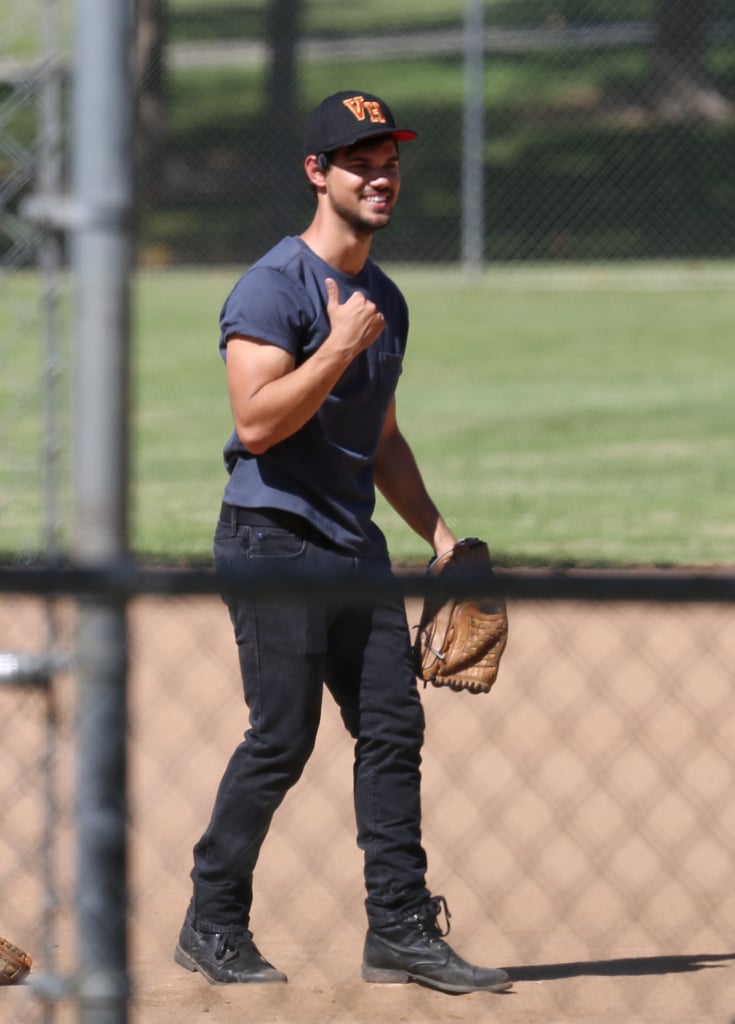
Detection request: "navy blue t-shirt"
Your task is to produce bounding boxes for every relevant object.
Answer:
[219,236,409,556]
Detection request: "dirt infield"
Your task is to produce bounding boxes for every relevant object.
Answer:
[2,594,734,1023]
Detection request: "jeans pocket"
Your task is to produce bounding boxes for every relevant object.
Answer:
[247,526,306,560]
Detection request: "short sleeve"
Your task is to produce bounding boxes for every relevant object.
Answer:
[219,266,311,358]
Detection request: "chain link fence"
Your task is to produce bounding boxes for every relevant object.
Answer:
[135,0,735,267]
[3,1,735,553]
[2,2,735,1022]
[3,0,735,555]
[1,583,734,1023]
[1,0,68,557]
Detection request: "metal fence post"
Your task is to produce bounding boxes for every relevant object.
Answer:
[71,0,134,1021]
[461,0,485,275]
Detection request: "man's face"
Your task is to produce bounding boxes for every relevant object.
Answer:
[324,136,401,235]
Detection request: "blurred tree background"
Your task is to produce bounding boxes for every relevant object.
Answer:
[4,1,734,267]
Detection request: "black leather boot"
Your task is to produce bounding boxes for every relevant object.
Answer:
[174,908,287,984]
[362,895,511,994]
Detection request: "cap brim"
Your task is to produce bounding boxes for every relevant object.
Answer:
[307,126,417,155]
[351,127,416,144]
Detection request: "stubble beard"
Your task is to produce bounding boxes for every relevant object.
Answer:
[329,194,393,238]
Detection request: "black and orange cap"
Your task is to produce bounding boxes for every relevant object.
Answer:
[305,90,417,155]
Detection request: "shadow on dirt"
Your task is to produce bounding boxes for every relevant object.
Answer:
[504,951,735,982]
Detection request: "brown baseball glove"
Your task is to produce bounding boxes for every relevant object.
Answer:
[0,935,32,985]
[413,537,508,694]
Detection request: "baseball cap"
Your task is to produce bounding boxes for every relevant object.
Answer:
[305,90,417,156]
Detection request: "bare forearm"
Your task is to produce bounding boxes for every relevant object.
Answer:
[229,278,385,454]
[232,341,352,453]
[375,432,456,555]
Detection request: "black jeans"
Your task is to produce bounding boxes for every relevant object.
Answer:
[190,510,429,932]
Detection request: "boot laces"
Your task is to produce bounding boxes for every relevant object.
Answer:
[420,895,452,939]
[214,927,252,962]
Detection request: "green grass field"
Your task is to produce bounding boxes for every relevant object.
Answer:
[3,262,733,567]
[134,261,735,566]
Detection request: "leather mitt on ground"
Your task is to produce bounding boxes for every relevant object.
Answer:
[0,936,32,985]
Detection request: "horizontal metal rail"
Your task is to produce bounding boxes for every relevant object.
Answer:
[0,564,733,603]
[0,651,52,687]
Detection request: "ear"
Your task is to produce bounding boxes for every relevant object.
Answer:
[304,154,327,190]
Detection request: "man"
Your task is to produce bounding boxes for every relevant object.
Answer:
[175,90,511,995]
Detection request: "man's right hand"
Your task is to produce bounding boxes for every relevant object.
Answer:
[324,277,385,357]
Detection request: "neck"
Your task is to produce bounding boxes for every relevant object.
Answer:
[300,216,373,277]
